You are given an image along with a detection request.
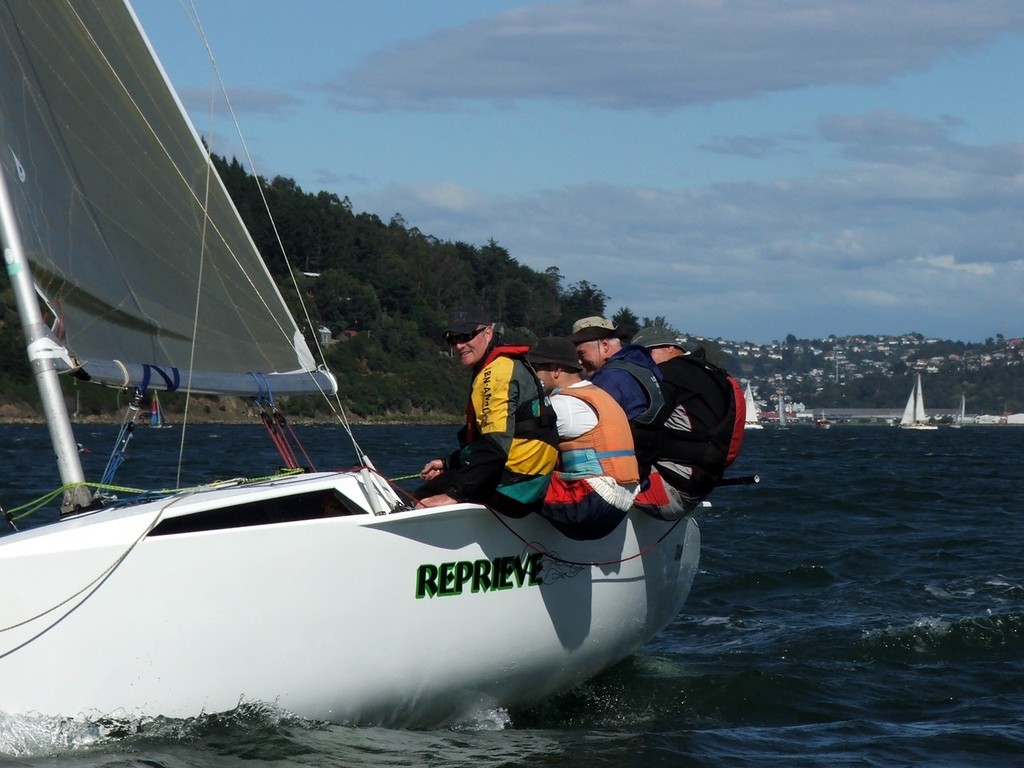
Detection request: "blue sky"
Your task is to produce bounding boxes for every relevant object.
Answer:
[133,0,1023,344]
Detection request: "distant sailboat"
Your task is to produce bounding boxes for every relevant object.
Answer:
[777,393,788,428]
[950,392,966,429]
[899,374,938,430]
[743,383,763,430]
[148,391,172,428]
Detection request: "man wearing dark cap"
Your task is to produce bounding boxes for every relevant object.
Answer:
[528,337,639,539]
[569,316,666,481]
[415,306,558,516]
[632,325,744,507]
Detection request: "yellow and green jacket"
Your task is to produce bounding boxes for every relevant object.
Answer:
[447,344,558,508]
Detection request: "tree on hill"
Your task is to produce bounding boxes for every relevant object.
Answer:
[2,152,1019,421]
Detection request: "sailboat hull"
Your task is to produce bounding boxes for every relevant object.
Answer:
[0,472,699,727]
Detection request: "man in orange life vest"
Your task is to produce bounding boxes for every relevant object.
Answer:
[528,336,640,540]
[415,306,558,516]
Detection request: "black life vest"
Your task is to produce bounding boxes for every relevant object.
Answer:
[601,358,666,425]
[464,344,557,447]
[599,358,667,477]
[658,349,745,478]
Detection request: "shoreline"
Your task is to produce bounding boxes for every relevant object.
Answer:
[0,414,460,427]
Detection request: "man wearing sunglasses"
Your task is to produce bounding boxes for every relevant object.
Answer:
[414,306,558,516]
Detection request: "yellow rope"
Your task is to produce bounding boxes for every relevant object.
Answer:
[5,469,307,524]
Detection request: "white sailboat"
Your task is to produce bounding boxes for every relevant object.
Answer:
[899,374,938,430]
[950,392,966,428]
[777,393,788,428]
[0,2,700,728]
[743,383,764,429]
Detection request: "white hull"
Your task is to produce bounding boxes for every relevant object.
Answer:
[0,472,699,727]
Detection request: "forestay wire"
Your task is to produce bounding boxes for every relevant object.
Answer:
[100,389,145,486]
[175,0,372,468]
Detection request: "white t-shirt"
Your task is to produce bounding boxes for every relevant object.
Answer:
[550,380,599,440]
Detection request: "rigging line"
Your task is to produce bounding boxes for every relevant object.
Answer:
[100,389,144,486]
[486,507,684,569]
[5,469,307,525]
[175,3,332,362]
[280,413,317,472]
[67,1,303,370]
[168,3,365,462]
[253,399,298,469]
[174,3,364,448]
[174,16,218,492]
[0,490,194,654]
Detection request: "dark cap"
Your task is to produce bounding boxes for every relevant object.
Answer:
[528,336,583,371]
[632,325,687,350]
[568,316,628,343]
[445,305,491,334]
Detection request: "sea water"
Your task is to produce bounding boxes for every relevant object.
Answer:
[1,423,1022,766]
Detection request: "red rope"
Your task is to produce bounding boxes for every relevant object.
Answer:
[280,413,317,472]
[485,506,682,568]
[259,410,299,468]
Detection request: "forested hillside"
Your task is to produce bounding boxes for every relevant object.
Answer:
[0,155,648,421]
[0,156,1019,422]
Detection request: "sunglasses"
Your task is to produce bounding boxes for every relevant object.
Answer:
[444,327,486,346]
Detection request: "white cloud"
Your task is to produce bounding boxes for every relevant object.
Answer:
[915,254,996,276]
[360,114,1024,341]
[179,86,302,117]
[326,0,1024,111]
[412,182,480,212]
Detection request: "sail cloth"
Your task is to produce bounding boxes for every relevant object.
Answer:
[0,2,335,396]
[900,375,928,426]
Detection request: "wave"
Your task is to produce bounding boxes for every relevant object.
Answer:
[860,611,1024,661]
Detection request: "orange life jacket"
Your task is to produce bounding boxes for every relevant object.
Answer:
[556,384,639,484]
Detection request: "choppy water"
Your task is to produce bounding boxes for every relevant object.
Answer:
[2,423,1022,766]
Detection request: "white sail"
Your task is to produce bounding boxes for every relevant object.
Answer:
[743,383,763,429]
[0,2,333,396]
[951,392,966,428]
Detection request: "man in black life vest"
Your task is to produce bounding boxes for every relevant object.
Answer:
[632,325,744,507]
